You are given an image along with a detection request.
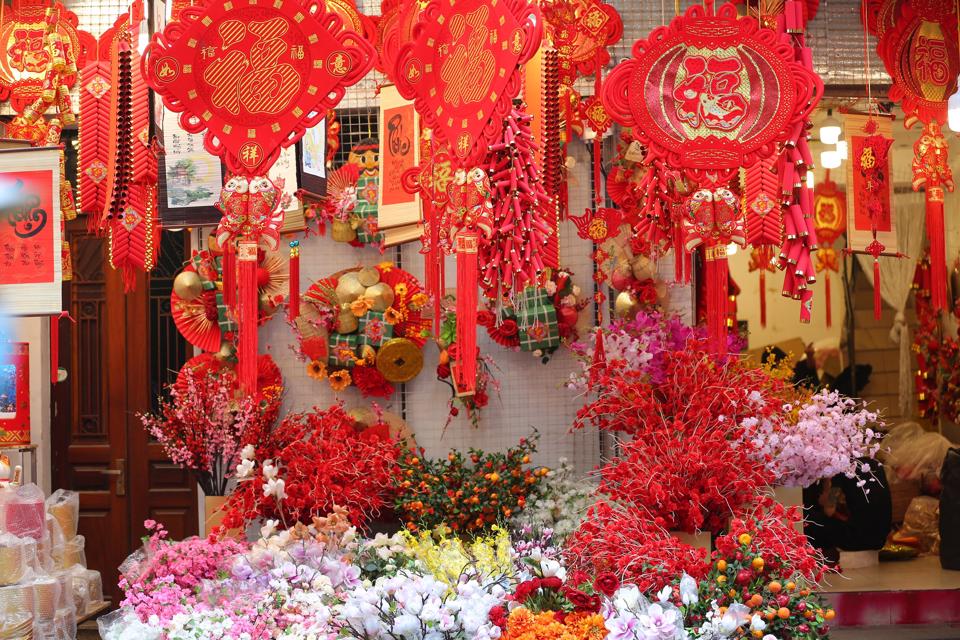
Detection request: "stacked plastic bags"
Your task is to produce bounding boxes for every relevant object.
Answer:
[0,486,104,640]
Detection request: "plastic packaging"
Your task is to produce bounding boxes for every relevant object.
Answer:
[0,581,35,617]
[31,575,61,620]
[69,567,102,614]
[58,535,85,570]
[0,533,33,586]
[2,484,46,540]
[897,495,941,553]
[55,605,77,640]
[98,608,163,640]
[884,422,955,481]
[45,490,79,540]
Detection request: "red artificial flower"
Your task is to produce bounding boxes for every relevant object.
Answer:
[436,363,451,379]
[540,576,563,590]
[594,572,620,597]
[302,336,328,361]
[489,605,508,629]
[499,318,519,337]
[352,365,395,398]
[563,587,601,613]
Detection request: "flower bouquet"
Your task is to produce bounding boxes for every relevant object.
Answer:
[139,354,282,496]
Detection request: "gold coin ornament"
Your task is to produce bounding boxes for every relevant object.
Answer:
[296,263,431,397]
[614,290,640,319]
[376,338,424,383]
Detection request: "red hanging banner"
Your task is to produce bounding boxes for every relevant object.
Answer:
[143,0,376,177]
[393,0,543,168]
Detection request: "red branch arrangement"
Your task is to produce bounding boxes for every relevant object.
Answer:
[221,404,402,530]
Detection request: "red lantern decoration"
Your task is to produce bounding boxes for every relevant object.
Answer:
[872,0,959,311]
[392,0,543,394]
[144,0,375,393]
[601,0,822,350]
[813,170,846,327]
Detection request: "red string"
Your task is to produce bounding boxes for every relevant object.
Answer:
[222,243,236,309]
[824,272,832,328]
[873,259,883,321]
[454,230,479,395]
[759,270,767,328]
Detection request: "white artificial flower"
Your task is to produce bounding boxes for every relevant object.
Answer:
[263,477,286,500]
[236,458,255,479]
[613,585,644,611]
[540,558,567,582]
[656,585,672,603]
[679,573,699,606]
[262,460,278,480]
[260,519,279,539]
[241,444,256,460]
[750,614,766,632]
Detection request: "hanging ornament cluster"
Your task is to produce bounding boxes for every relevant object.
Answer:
[480,107,554,304]
[601,0,822,350]
[144,0,376,392]
[171,237,288,356]
[869,0,959,311]
[812,170,846,327]
[293,263,430,398]
[478,268,587,361]
[389,0,544,394]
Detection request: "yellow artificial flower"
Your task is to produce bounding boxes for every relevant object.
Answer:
[306,360,327,381]
[401,526,514,591]
[351,297,374,317]
[394,283,408,297]
[384,306,404,324]
[377,261,394,273]
[410,293,429,309]
[328,369,352,391]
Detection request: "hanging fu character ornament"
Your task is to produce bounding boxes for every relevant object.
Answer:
[143,0,375,392]
[601,0,821,351]
[393,0,543,394]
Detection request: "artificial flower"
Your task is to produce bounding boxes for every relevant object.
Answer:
[306,360,327,381]
[411,293,429,308]
[394,283,408,297]
[359,345,377,366]
[353,365,395,398]
[350,297,374,317]
[240,444,255,460]
[263,477,286,500]
[384,307,403,324]
[329,369,352,392]
[236,458,255,479]
[377,261,394,273]
[262,460,278,481]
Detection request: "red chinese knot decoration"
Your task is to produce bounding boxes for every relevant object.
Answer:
[393,0,543,167]
[143,0,375,177]
[600,1,821,181]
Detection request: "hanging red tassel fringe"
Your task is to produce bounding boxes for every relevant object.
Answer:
[705,243,729,355]
[288,240,300,323]
[222,244,236,309]
[237,241,259,393]
[824,272,832,328]
[926,189,947,311]
[453,230,479,395]
[873,258,882,321]
[759,270,767,328]
[50,315,59,385]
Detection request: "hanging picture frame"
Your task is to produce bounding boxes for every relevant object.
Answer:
[0,343,30,447]
[0,147,62,316]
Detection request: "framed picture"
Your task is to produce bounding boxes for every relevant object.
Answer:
[0,147,62,315]
[157,107,225,228]
[297,118,327,201]
[0,343,30,446]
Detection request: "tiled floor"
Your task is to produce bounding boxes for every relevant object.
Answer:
[822,556,960,593]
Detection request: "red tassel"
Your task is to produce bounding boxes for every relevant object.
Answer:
[222,244,236,309]
[821,272,831,327]
[925,189,947,311]
[288,240,300,323]
[454,230,479,395]
[705,243,729,355]
[873,258,882,321]
[759,270,767,328]
[50,315,59,385]
[237,240,259,393]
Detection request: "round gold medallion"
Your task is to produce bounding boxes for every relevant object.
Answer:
[376,338,423,383]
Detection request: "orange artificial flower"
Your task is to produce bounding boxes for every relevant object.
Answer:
[328,369,352,391]
[394,283,408,297]
[306,360,327,381]
[377,261,394,273]
[359,345,376,366]
[384,307,404,324]
[351,297,374,317]
[410,292,429,308]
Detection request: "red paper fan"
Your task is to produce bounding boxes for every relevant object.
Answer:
[171,266,222,353]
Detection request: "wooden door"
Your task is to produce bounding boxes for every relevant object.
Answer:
[52,225,197,604]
